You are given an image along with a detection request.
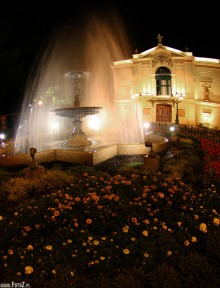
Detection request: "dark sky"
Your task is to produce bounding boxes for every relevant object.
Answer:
[0,0,219,115]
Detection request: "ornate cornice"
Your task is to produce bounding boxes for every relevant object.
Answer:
[152,54,173,67]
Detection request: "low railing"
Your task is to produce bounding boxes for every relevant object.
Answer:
[150,122,220,144]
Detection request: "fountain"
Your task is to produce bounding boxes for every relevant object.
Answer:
[0,13,169,167]
[52,70,102,147]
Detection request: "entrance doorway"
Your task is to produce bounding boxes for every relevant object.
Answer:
[156,104,172,122]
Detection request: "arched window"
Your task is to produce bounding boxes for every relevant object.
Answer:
[155,67,171,96]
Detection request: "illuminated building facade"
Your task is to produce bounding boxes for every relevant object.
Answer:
[112,35,220,129]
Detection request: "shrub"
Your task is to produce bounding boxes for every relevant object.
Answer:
[1,170,75,202]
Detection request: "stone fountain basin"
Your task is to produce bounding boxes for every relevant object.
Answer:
[144,134,169,153]
[0,135,169,167]
[52,107,102,118]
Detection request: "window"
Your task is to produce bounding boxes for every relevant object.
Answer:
[143,108,150,115]
[178,109,185,117]
[155,67,171,96]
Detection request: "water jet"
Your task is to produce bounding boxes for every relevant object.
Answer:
[0,14,169,168]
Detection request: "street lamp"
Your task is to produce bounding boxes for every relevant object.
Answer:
[172,93,184,125]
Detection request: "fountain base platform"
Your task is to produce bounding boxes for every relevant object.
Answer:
[0,135,169,167]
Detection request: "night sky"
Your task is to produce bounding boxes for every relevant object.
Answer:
[0,0,219,115]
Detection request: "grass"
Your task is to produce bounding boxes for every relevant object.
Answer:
[0,140,220,287]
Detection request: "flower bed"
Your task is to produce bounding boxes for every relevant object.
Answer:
[0,160,220,287]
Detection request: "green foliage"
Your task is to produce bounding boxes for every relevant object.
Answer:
[1,170,75,202]
[146,263,181,288]
[207,229,220,262]
[113,266,147,288]
[177,252,220,288]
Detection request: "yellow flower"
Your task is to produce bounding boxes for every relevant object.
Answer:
[0,215,3,221]
[93,240,99,246]
[184,240,190,246]
[131,237,136,242]
[143,252,149,257]
[142,230,148,236]
[95,260,100,264]
[100,256,105,260]
[67,239,72,243]
[123,248,130,254]
[122,227,129,233]
[199,223,207,233]
[25,266,34,274]
[88,236,93,241]
[45,245,53,251]
[14,212,19,216]
[213,218,219,226]
[191,236,197,243]
[52,269,56,274]
[70,271,75,276]
[167,251,172,256]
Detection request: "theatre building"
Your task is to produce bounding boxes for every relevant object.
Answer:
[112,35,220,129]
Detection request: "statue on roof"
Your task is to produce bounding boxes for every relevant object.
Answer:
[157,34,163,45]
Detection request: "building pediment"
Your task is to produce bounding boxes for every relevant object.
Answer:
[133,45,187,60]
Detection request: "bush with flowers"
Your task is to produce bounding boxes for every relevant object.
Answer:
[199,138,220,181]
[0,141,220,287]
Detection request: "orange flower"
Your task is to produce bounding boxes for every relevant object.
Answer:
[25,266,33,274]
[45,245,53,251]
[199,223,207,233]
[184,240,190,246]
[35,224,41,229]
[123,248,130,255]
[213,218,220,226]
[27,245,34,251]
[132,217,138,223]
[8,249,14,255]
[24,226,31,232]
[158,192,164,198]
[54,210,60,217]
[86,219,92,224]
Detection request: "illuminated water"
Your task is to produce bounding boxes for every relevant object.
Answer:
[15,13,144,155]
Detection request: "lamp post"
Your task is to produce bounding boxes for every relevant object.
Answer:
[173,93,184,125]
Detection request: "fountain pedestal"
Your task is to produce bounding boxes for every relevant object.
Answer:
[67,133,92,147]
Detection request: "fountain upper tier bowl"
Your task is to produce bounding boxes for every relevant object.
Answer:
[52,106,103,147]
[52,106,102,118]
